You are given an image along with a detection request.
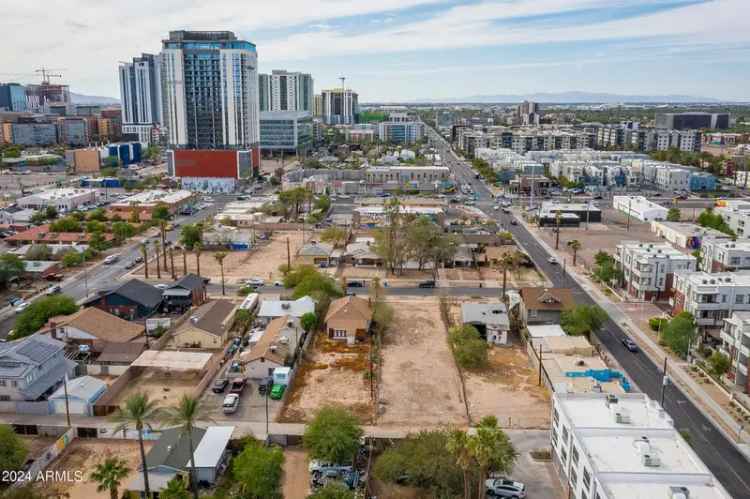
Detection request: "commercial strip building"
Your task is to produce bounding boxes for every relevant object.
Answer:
[258,70,313,113]
[650,221,729,250]
[259,111,313,154]
[671,271,750,330]
[160,31,260,153]
[719,312,750,393]
[110,189,196,218]
[538,202,601,227]
[615,241,697,301]
[613,196,668,222]
[16,188,97,212]
[551,392,731,499]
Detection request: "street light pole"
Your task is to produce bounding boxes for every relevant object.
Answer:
[660,356,668,406]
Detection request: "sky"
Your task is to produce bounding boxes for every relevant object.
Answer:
[0,0,748,101]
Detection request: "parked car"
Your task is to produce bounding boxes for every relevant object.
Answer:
[346,280,366,288]
[486,478,527,498]
[547,257,558,264]
[44,273,63,282]
[510,220,518,225]
[103,254,119,265]
[622,337,639,352]
[222,394,240,414]
[125,260,137,270]
[269,384,285,400]
[243,277,265,287]
[308,460,353,474]
[45,285,62,295]
[134,256,144,264]
[230,377,247,394]
[155,283,169,290]
[418,280,436,288]
[212,378,229,393]
[14,301,30,313]
[6,295,22,306]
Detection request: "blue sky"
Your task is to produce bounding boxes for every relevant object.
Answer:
[1,0,748,100]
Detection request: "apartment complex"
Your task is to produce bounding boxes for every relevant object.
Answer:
[613,196,668,222]
[700,238,750,272]
[551,392,731,499]
[715,199,750,237]
[160,31,259,150]
[615,241,696,301]
[377,112,424,144]
[656,112,730,130]
[118,53,163,144]
[671,271,750,330]
[321,88,358,125]
[259,70,314,113]
[719,312,750,393]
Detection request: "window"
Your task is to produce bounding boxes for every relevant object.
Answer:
[0,380,5,387]
[562,425,569,443]
[583,468,591,488]
[553,407,559,425]
[11,381,17,388]
[571,446,580,465]
[333,329,347,338]
[737,295,745,304]
[0,395,9,402]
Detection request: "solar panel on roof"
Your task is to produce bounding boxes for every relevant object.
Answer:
[17,340,58,363]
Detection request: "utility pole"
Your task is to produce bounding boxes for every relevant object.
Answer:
[626,197,632,232]
[555,210,561,250]
[660,356,669,406]
[286,237,291,270]
[63,374,71,427]
[537,343,544,386]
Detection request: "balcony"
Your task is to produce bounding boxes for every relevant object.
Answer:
[739,363,748,376]
[721,331,737,345]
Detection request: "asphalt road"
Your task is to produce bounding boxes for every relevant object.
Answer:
[427,127,750,498]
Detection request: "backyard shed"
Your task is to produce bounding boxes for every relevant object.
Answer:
[49,375,107,416]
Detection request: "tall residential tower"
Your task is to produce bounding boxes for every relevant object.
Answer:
[321,88,358,125]
[159,30,260,151]
[118,53,163,143]
[259,70,313,112]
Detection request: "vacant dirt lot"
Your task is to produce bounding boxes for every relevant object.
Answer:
[42,439,153,499]
[134,231,305,284]
[378,298,468,426]
[463,345,551,428]
[113,368,203,407]
[280,333,373,423]
[282,448,310,499]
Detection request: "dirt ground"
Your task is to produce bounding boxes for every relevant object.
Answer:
[133,231,305,284]
[463,346,551,428]
[378,298,468,426]
[20,435,56,459]
[112,368,203,407]
[41,439,153,499]
[280,333,374,424]
[282,447,310,499]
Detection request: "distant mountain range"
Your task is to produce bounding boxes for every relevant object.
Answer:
[70,92,120,105]
[408,91,726,104]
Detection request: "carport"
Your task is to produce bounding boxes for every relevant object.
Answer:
[131,350,213,371]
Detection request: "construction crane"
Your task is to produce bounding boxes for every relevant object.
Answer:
[35,67,64,84]
[339,76,346,91]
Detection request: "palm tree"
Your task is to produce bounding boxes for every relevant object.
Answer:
[214,251,227,295]
[169,245,176,280]
[160,477,191,499]
[140,242,149,280]
[91,456,130,499]
[446,429,472,499]
[567,239,582,266]
[194,242,202,277]
[154,241,162,279]
[159,220,168,269]
[111,393,162,498]
[498,251,519,300]
[468,417,519,499]
[178,245,187,276]
[163,395,208,499]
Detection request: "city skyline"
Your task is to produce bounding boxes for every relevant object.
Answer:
[1,0,749,102]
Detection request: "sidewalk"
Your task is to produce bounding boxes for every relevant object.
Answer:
[514,210,750,458]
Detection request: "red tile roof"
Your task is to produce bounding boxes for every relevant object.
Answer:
[6,224,114,244]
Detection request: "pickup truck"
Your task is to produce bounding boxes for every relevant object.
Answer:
[230,377,247,394]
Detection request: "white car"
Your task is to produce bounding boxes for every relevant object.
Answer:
[222,394,240,414]
[547,256,558,265]
[493,205,500,210]
[14,301,30,313]
[155,283,169,290]
[103,254,120,265]
[243,277,265,287]
[486,478,526,498]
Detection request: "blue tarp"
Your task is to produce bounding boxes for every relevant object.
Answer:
[565,368,631,392]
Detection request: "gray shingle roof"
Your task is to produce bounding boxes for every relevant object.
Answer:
[112,279,164,309]
[145,427,207,470]
[0,335,66,378]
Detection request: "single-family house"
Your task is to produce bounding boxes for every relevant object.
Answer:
[297,241,334,266]
[461,302,510,345]
[171,300,238,349]
[41,306,145,353]
[163,273,209,312]
[22,260,62,280]
[49,375,107,416]
[257,296,315,323]
[240,315,303,379]
[86,279,164,320]
[0,335,76,402]
[519,287,575,326]
[451,245,476,268]
[126,425,234,495]
[325,296,373,345]
[344,239,383,267]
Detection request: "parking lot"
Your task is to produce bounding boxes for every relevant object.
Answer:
[200,363,283,422]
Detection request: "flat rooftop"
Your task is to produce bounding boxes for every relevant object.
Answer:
[556,393,673,429]
[676,270,750,287]
[617,241,695,260]
[114,190,193,206]
[605,482,728,499]
[540,201,601,212]
[21,188,94,200]
[652,221,729,238]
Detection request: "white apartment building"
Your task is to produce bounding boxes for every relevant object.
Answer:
[258,70,314,113]
[552,392,730,499]
[650,221,729,250]
[719,312,750,393]
[700,237,750,272]
[715,199,750,237]
[613,196,668,222]
[17,188,97,213]
[615,241,696,301]
[655,167,691,192]
[672,271,750,330]
[118,53,163,131]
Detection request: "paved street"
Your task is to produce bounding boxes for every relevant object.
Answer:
[427,127,750,499]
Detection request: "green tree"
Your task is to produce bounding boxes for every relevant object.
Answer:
[320,226,348,248]
[112,221,136,243]
[233,440,284,499]
[284,265,343,300]
[0,424,28,474]
[708,351,731,377]
[447,429,473,499]
[90,456,130,499]
[592,251,623,284]
[111,393,162,498]
[86,220,106,234]
[304,406,363,464]
[61,251,84,268]
[87,208,108,222]
[667,207,681,222]
[497,251,521,299]
[25,244,52,261]
[307,483,355,499]
[662,312,696,358]
[301,312,318,332]
[449,325,488,369]
[468,417,518,499]
[179,224,203,251]
[44,205,58,220]
[160,478,191,499]
[373,198,409,275]
[103,156,120,168]
[89,231,109,251]
[49,216,82,232]
[163,395,206,499]
[697,208,735,237]
[561,305,608,339]
[314,194,331,213]
[13,295,79,338]
[0,253,24,289]
[30,210,48,225]
[152,203,171,221]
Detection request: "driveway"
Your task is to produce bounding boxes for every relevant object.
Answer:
[200,365,284,423]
